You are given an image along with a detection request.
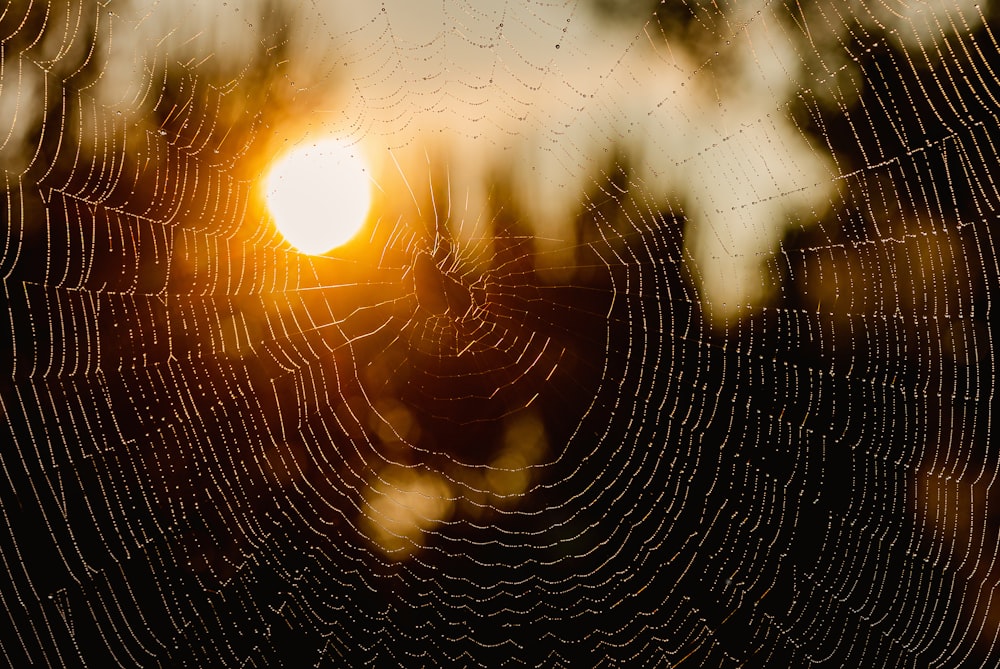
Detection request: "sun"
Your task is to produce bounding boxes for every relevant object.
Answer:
[264,139,373,254]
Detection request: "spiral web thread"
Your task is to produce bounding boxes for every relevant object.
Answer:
[1,0,999,666]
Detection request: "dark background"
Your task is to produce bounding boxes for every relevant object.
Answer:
[2,1,999,666]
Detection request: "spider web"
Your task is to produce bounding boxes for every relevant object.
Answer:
[2,0,999,666]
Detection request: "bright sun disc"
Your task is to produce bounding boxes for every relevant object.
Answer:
[265,139,372,254]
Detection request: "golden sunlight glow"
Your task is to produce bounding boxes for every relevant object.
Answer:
[264,139,372,254]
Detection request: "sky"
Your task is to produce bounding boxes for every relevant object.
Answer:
[64,0,835,320]
[4,0,981,321]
